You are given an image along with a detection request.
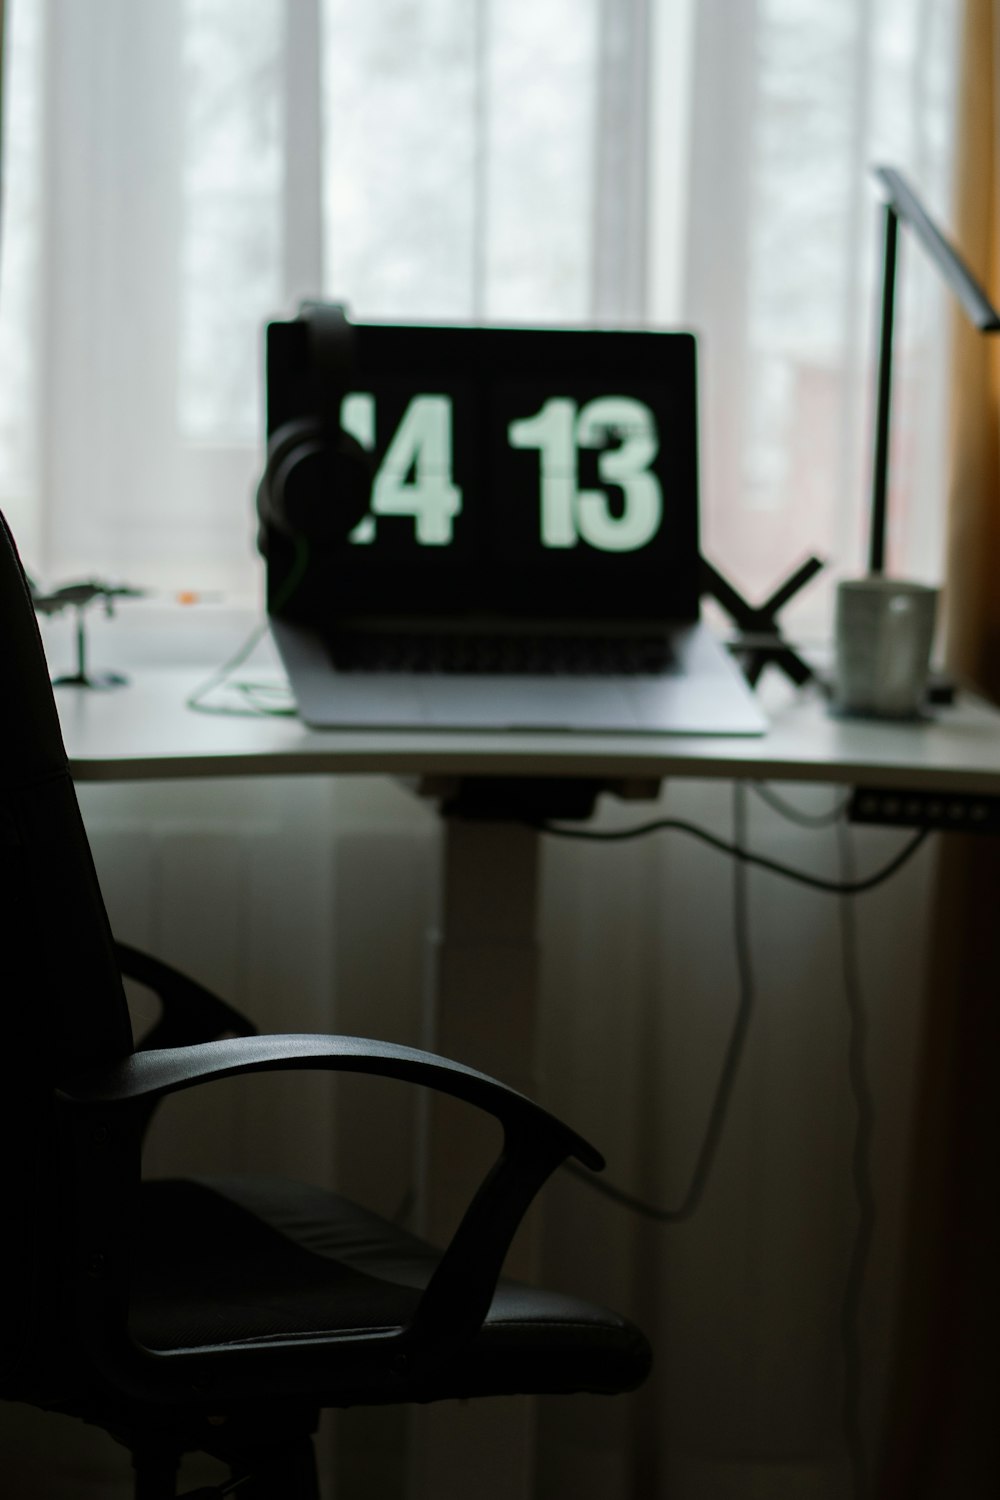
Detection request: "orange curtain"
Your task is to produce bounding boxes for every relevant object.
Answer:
[883,3,1000,1494]
[946,0,1000,694]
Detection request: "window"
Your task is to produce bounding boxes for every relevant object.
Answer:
[0,0,958,621]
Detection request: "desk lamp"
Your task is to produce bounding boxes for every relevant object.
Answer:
[832,166,1000,717]
[868,164,1000,577]
[711,168,1000,696]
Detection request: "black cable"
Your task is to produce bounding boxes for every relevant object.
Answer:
[535,814,929,896]
[751,781,877,1492]
[837,816,876,1500]
[185,617,297,718]
[565,781,756,1224]
[751,780,852,828]
[186,535,308,718]
[560,800,929,1239]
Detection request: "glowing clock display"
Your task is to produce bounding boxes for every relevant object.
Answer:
[262,319,699,623]
[340,390,666,554]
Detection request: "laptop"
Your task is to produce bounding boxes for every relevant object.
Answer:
[261,316,765,736]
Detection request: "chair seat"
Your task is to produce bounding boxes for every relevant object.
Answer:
[130,1175,651,1403]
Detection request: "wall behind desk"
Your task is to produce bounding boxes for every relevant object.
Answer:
[0,771,936,1500]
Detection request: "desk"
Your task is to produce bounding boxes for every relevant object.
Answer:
[56,664,1000,793]
[57,669,1000,1498]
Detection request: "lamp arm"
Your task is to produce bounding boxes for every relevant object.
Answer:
[874,166,1000,332]
[868,165,1000,577]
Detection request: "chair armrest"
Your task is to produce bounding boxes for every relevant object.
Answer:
[115,941,257,1049]
[55,1034,602,1401]
[62,1034,601,1163]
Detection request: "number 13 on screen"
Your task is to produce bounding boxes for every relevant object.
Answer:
[508,395,662,553]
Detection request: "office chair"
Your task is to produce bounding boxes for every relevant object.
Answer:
[0,507,651,1498]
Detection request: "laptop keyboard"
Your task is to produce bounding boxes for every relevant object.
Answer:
[331,632,676,676]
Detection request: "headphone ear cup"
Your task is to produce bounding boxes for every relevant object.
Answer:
[258,417,319,536]
[258,416,372,546]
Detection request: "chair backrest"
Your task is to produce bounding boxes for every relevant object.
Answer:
[0,509,133,1388]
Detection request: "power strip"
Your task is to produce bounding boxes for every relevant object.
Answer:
[848,786,1000,833]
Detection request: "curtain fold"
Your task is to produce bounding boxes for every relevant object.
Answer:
[883,3,1000,1493]
[945,0,1000,698]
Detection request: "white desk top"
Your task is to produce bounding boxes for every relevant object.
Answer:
[56,665,1000,793]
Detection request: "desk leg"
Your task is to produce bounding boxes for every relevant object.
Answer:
[408,815,542,1500]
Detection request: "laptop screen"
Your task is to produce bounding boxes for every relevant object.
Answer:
[264,321,701,631]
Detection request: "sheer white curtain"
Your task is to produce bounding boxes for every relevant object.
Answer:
[0,0,958,603]
[0,0,657,589]
[685,0,957,627]
[0,4,963,1500]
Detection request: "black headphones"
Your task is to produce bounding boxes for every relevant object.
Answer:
[256,301,373,549]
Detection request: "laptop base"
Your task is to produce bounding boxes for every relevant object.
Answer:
[272,617,767,736]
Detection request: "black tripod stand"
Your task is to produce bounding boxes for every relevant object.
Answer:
[700,554,823,689]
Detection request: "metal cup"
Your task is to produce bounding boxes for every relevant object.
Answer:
[833,577,938,719]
